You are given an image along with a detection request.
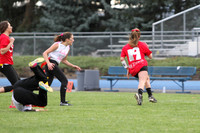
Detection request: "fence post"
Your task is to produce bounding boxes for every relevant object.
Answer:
[110,32,113,56]
[33,33,36,56]
[161,22,163,48]
[183,13,186,40]
[71,44,74,56]
[152,24,155,50]
[197,34,199,57]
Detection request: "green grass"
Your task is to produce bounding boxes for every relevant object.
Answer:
[1,91,200,133]
[13,56,200,68]
[12,56,200,77]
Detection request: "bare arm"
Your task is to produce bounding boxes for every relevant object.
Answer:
[61,54,81,71]
[144,42,152,59]
[43,43,59,70]
[120,57,129,78]
[120,57,125,62]
[148,53,152,59]
[35,108,48,112]
[0,37,14,55]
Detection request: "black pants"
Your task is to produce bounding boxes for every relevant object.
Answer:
[13,66,48,107]
[0,65,20,92]
[45,59,68,103]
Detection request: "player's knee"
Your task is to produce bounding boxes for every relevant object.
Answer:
[61,80,68,87]
[13,80,21,89]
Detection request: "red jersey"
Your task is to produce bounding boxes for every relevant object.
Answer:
[0,34,14,65]
[121,41,152,76]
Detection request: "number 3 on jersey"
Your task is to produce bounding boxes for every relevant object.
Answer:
[127,47,141,61]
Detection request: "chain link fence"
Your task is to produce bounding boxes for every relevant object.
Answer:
[11,31,200,57]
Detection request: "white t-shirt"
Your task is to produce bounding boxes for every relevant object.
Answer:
[48,42,70,64]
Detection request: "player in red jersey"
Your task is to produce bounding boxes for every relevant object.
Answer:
[120,28,157,105]
[0,21,20,107]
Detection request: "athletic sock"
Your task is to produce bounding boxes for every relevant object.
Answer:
[146,88,152,97]
[138,88,143,95]
[60,86,67,103]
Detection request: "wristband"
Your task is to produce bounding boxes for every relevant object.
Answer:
[121,60,128,68]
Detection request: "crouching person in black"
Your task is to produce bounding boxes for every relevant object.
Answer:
[12,58,53,112]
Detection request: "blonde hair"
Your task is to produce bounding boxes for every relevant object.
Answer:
[129,28,141,47]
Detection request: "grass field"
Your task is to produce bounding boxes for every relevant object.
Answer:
[0,91,200,133]
[12,56,200,77]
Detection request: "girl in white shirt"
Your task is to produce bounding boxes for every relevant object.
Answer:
[43,32,81,106]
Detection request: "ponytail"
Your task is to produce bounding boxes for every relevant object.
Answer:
[129,28,140,47]
[54,32,72,42]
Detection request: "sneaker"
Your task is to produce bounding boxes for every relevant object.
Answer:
[39,81,53,92]
[134,93,143,105]
[149,95,157,103]
[29,57,45,67]
[60,101,72,106]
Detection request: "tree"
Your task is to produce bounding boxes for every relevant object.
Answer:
[0,0,41,32]
[101,0,143,31]
[0,0,25,31]
[101,0,200,31]
[16,0,40,32]
[38,0,108,32]
[1,0,199,32]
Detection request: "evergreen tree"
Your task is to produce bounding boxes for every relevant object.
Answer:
[101,0,143,31]
[101,0,200,31]
[38,0,105,32]
[137,0,172,30]
[1,0,199,32]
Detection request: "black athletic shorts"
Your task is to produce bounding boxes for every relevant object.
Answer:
[134,66,148,78]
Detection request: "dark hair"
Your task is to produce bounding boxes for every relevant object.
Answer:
[129,28,141,47]
[54,32,73,42]
[0,21,9,34]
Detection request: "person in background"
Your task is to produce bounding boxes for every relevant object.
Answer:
[0,21,20,108]
[43,32,81,106]
[120,28,157,105]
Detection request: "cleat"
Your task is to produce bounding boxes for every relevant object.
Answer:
[60,101,72,106]
[23,105,33,111]
[149,95,157,103]
[45,81,49,86]
[134,93,143,105]
[29,57,45,67]
[39,81,53,92]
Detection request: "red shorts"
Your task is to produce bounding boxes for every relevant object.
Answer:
[129,59,148,76]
